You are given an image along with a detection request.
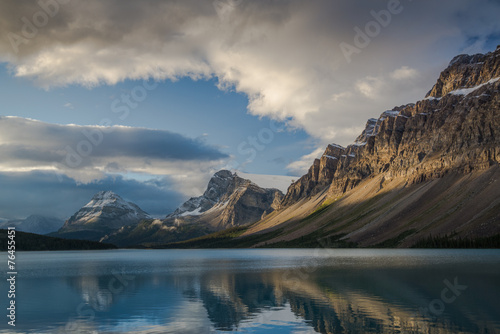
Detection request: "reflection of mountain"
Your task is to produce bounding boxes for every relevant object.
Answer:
[185,268,499,334]
[198,272,286,331]
[49,258,499,334]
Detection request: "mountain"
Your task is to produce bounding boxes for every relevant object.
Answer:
[54,191,150,241]
[0,215,64,235]
[281,144,347,207]
[102,171,283,247]
[169,170,236,217]
[172,46,500,249]
[167,170,283,229]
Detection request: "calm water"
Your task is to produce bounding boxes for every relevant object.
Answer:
[1,249,499,333]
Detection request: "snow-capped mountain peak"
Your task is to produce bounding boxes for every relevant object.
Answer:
[57,191,150,238]
[83,191,139,212]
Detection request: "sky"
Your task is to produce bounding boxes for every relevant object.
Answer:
[0,0,499,220]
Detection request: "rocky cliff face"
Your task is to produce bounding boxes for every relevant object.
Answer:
[57,191,150,240]
[426,46,500,98]
[168,170,283,229]
[281,144,347,206]
[170,170,236,217]
[282,46,500,206]
[228,46,500,248]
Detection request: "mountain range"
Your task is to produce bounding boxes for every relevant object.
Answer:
[0,215,64,235]
[224,45,500,248]
[18,46,500,248]
[99,170,284,247]
[162,45,500,248]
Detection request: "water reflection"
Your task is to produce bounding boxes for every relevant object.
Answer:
[1,249,499,333]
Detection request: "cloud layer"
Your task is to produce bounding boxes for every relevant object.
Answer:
[1,0,499,150]
[0,116,228,218]
[0,116,228,183]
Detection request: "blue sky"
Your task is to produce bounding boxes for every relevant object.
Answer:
[0,66,312,176]
[0,0,499,219]
[0,64,313,218]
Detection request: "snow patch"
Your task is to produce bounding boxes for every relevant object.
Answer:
[448,77,500,96]
[329,143,345,150]
[179,207,203,217]
[382,110,400,117]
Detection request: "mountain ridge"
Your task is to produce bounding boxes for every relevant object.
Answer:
[44,46,500,249]
[100,171,284,246]
[187,45,500,248]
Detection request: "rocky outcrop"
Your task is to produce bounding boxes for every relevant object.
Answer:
[426,46,500,98]
[281,144,348,206]
[144,46,500,249]
[168,170,283,229]
[282,45,500,206]
[170,170,235,217]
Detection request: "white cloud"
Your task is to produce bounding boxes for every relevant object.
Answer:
[355,76,385,99]
[286,147,324,176]
[0,0,499,148]
[390,66,418,80]
[63,102,74,109]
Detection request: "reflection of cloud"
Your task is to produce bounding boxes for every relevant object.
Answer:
[97,299,216,334]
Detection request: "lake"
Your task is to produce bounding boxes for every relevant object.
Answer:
[1,249,499,333]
